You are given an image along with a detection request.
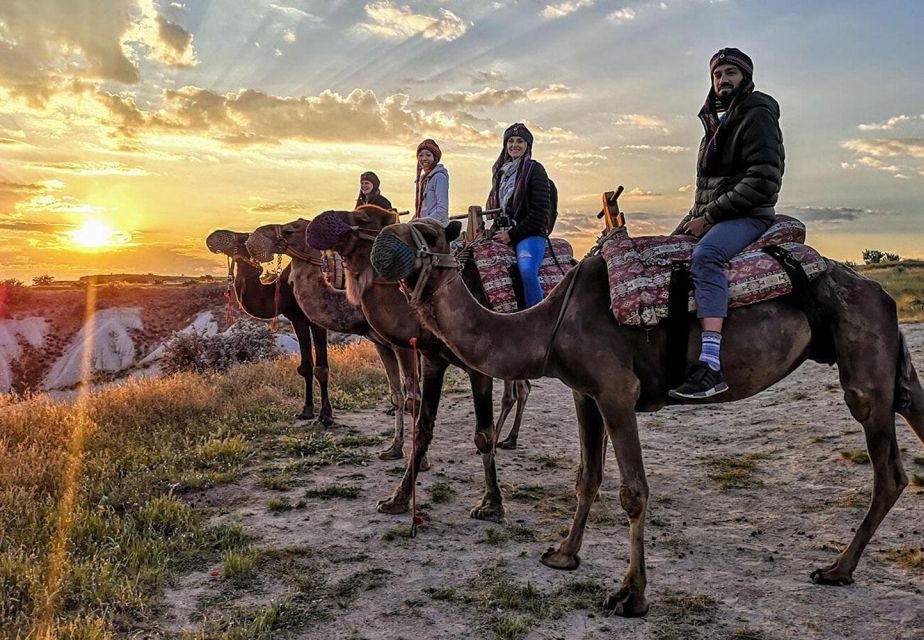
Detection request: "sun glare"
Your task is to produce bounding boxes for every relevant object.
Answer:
[68,219,130,249]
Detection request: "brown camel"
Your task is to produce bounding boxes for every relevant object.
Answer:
[206,229,332,423]
[372,217,924,617]
[252,211,528,522]
[242,227,419,461]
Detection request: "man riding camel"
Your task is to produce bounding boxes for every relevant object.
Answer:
[669,47,785,400]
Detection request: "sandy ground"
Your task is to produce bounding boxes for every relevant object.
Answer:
[161,324,924,640]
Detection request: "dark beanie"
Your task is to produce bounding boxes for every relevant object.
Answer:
[416,139,442,164]
[503,122,534,148]
[710,47,753,77]
[360,171,380,190]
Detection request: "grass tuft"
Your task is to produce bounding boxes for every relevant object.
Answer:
[839,449,870,464]
[428,482,456,504]
[704,454,764,490]
[304,485,361,500]
[480,525,537,545]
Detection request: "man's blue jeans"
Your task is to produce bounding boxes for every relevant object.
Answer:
[691,217,770,318]
[516,235,546,308]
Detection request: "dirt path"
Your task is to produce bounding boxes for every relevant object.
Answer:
[162,324,924,640]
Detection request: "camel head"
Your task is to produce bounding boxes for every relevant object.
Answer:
[206,229,253,261]
[246,218,319,264]
[371,219,462,304]
[305,206,398,255]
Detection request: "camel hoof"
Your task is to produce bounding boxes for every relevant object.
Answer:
[318,411,334,427]
[602,586,649,618]
[419,456,431,472]
[810,566,855,586]
[378,445,404,461]
[496,437,518,450]
[540,548,580,571]
[377,496,410,514]
[470,502,506,523]
[295,410,315,421]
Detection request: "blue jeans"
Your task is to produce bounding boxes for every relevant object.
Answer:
[691,216,771,318]
[516,235,546,308]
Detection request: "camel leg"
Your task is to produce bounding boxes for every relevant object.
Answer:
[541,390,604,571]
[897,332,924,445]
[290,317,316,421]
[498,380,531,450]
[469,372,506,523]
[311,324,333,426]
[811,327,908,585]
[495,381,517,449]
[395,346,429,472]
[377,355,448,514]
[372,342,406,461]
[598,396,650,618]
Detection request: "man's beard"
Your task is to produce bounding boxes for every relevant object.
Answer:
[716,84,736,106]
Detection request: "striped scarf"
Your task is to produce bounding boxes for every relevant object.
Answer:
[697,79,754,172]
[487,151,533,222]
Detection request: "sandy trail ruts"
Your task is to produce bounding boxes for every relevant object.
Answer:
[162,324,924,640]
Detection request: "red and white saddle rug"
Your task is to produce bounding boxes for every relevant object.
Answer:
[322,252,345,290]
[602,215,827,327]
[469,238,575,313]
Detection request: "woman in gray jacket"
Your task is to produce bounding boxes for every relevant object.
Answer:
[414,138,449,226]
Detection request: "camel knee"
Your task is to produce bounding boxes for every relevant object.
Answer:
[619,484,647,520]
[474,425,497,454]
[313,365,329,384]
[843,387,874,422]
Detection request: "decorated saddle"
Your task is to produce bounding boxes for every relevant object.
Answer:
[603,215,827,326]
[321,252,345,290]
[463,238,576,312]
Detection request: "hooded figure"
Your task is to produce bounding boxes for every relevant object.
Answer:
[486,122,552,308]
[668,47,786,401]
[414,139,449,226]
[355,171,393,210]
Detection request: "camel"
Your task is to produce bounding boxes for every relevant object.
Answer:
[371,217,924,617]
[206,229,333,424]
[240,227,419,462]
[249,210,529,523]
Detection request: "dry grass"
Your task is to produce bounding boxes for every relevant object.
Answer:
[858,260,924,323]
[704,454,765,490]
[0,341,391,637]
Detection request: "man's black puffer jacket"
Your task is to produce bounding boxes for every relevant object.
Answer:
[682,90,784,229]
[508,161,551,245]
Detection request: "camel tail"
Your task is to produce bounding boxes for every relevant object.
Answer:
[896,330,924,444]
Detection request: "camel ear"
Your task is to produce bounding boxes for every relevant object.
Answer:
[445,220,462,243]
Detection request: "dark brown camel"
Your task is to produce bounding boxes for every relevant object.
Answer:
[250,211,528,523]
[206,229,333,423]
[373,218,924,617]
[243,225,420,462]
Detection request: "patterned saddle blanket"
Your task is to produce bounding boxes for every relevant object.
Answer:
[467,238,575,312]
[322,253,345,290]
[603,215,827,326]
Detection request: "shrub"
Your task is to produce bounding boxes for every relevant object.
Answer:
[161,319,282,374]
[862,249,901,265]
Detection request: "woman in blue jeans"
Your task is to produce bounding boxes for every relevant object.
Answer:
[486,123,552,308]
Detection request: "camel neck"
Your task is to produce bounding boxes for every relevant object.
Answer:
[418,269,564,380]
[288,257,367,334]
[233,259,279,319]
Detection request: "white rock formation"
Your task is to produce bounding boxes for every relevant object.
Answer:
[0,317,48,393]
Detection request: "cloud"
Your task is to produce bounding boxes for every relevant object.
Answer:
[677,184,695,192]
[613,114,670,134]
[547,150,608,168]
[415,85,577,110]
[354,1,468,42]
[247,201,307,215]
[95,86,500,147]
[269,3,314,18]
[841,138,924,159]
[623,187,662,198]
[0,0,197,104]
[541,0,595,19]
[29,161,149,176]
[857,114,924,131]
[775,205,880,224]
[469,70,508,87]
[624,144,688,154]
[607,8,637,22]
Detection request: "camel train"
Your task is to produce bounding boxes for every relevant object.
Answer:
[206,197,923,617]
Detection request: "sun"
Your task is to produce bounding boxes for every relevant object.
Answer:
[68,219,130,249]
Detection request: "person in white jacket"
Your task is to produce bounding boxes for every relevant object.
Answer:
[414,138,449,227]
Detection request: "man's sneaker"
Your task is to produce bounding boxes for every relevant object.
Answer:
[669,362,729,400]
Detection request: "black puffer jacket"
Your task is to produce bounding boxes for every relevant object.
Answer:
[507,161,551,245]
[677,91,784,231]
[356,193,393,210]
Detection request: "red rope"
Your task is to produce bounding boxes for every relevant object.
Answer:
[409,336,426,537]
[271,275,281,333]
[225,257,235,325]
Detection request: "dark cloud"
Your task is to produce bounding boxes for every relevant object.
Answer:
[776,205,878,223]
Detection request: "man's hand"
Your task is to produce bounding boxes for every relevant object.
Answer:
[493,230,512,244]
[683,217,712,238]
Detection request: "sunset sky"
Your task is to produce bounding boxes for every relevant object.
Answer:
[1,0,922,281]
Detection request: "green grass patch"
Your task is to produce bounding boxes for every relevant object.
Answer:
[304,485,361,500]
[480,525,537,545]
[428,482,456,504]
[258,473,296,491]
[278,433,371,470]
[704,454,765,490]
[507,484,548,501]
[222,547,263,586]
[839,449,870,464]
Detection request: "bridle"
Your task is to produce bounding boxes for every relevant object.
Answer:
[399,223,460,306]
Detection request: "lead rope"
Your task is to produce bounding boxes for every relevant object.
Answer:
[409,336,426,538]
[225,256,236,325]
[271,254,282,333]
